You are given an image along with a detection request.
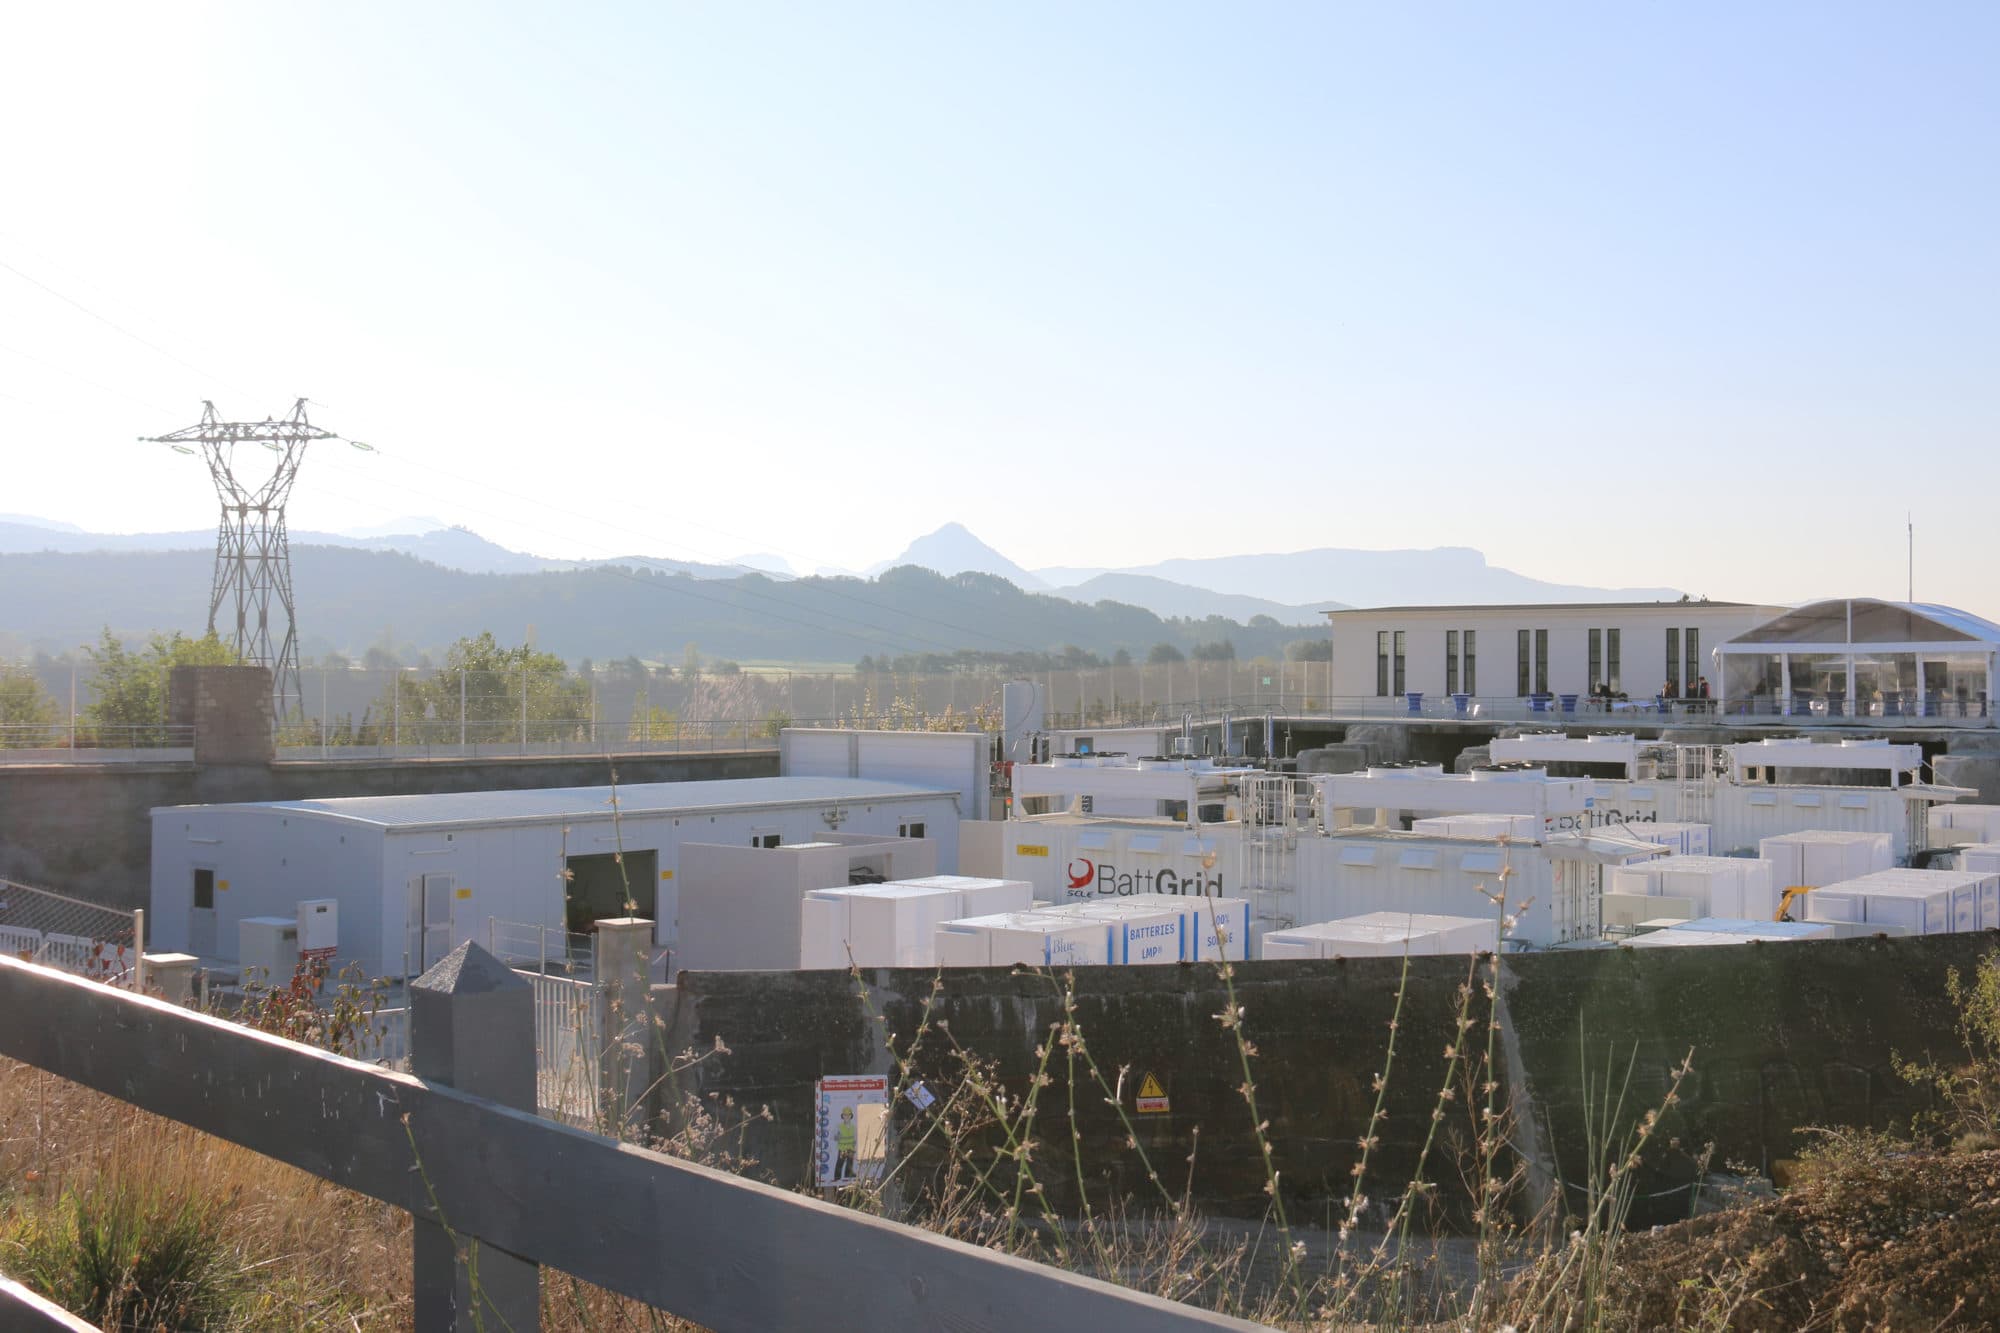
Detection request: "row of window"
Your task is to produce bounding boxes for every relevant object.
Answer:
[1378,630,1479,695]
[1372,627,1705,697]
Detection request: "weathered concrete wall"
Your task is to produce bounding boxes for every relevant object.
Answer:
[0,749,778,908]
[667,932,2000,1228]
[169,666,273,765]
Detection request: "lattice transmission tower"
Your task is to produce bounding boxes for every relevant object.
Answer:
[144,399,336,722]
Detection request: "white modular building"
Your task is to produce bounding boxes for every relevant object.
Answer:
[150,777,963,979]
[1325,600,1787,704]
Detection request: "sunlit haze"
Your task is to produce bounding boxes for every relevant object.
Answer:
[2,3,1996,612]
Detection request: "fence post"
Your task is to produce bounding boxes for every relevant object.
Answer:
[592,917,655,1136]
[410,942,541,1332]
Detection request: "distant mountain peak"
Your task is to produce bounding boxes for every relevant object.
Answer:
[868,522,1047,590]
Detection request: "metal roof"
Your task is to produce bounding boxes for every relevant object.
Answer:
[166,777,954,831]
[1721,598,2000,648]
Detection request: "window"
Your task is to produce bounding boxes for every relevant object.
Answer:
[1588,629,1602,692]
[899,821,926,839]
[1517,629,1531,696]
[1463,630,1477,695]
[751,833,781,849]
[1446,630,1459,695]
[1606,629,1621,693]
[1392,631,1406,695]
[193,867,214,911]
[1376,631,1390,696]
[1535,629,1549,696]
[1685,628,1700,693]
[1665,628,1680,693]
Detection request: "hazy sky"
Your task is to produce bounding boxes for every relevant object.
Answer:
[2,4,1996,611]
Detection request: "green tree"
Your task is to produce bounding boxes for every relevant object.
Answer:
[1146,642,1186,665]
[373,632,592,744]
[83,628,237,732]
[0,661,62,745]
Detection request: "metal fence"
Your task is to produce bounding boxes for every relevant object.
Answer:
[0,723,195,761]
[0,880,142,985]
[523,968,604,1126]
[489,917,595,976]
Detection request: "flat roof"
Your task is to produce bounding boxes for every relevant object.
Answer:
[158,776,954,832]
[1327,600,1770,616]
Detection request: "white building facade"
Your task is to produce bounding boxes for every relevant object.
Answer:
[1326,601,1788,703]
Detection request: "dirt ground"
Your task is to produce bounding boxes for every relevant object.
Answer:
[1601,1142,2000,1331]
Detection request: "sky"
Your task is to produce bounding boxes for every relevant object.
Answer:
[2,3,1996,612]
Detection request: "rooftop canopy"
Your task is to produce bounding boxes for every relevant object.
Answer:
[1723,599,2000,649]
[1717,600,1999,722]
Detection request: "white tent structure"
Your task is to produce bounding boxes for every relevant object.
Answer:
[1716,600,1999,723]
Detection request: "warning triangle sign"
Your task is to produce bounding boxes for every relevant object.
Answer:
[1136,1072,1169,1113]
[1139,1073,1165,1099]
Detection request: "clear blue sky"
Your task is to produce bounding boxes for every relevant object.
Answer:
[2,3,1995,611]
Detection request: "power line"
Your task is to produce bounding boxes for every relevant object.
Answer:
[0,256,249,397]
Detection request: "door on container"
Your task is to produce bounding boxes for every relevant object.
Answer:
[189,867,217,956]
[421,873,457,970]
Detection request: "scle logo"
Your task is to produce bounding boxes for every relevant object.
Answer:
[1067,858,1096,891]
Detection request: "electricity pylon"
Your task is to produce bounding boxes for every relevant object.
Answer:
[144,399,335,722]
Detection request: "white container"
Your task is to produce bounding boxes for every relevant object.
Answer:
[1044,900,1187,965]
[898,875,1036,918]
[1619,822,1711,856]
[1261,912,1494,958]
[1759,831,1892,889]
[1957,843,2000,875]
[1603,892,1696,931]
[1115,893,1253,962]
[1804,872,1958,935]
[1929,804,2000,847]
[933,911,1113,968]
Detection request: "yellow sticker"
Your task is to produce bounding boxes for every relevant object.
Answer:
[1137,1072,1169,1114]
[660,870,674,880]
[216,880,230,891]
[455,887,472,900]
[1014,844,1049,858]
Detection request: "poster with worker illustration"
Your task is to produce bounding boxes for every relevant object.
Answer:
[814,1074,889,1188]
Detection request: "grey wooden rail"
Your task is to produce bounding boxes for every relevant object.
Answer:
[0,949,1261,1332]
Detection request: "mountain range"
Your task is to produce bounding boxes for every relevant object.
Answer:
[0,515,1687,663]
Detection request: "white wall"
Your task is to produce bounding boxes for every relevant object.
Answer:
[149,808,385,975]
[780,729,987,820]
[377,791,963,954]
[1327,605,1787,700]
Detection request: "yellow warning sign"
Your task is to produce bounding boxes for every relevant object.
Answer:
[1136,1072,1169,1114]
[1015,844,1050,858]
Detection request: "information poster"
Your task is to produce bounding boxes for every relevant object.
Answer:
[814,1074,889,1188]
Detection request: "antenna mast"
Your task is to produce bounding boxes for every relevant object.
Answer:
[143,399,336,722]
[1908,512,1914,603]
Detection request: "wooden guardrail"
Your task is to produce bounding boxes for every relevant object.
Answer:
[0,948,1260,1332]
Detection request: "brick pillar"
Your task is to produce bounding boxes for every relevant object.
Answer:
[170,665,274,765]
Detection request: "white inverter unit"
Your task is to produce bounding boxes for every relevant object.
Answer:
[239,916,298,984]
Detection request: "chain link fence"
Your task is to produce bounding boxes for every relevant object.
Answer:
[0,880,141,983]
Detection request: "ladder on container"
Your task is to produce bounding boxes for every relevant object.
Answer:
[1676,745,1721,824]
[1237,774,1306,933]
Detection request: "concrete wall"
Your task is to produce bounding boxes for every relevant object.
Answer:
[665,931,2000,1228]
[0,749,778,910]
